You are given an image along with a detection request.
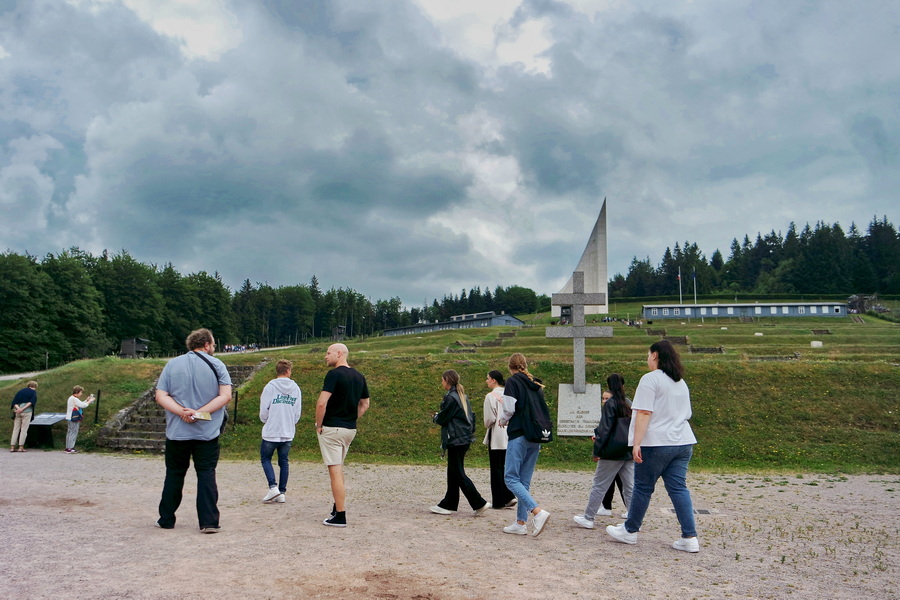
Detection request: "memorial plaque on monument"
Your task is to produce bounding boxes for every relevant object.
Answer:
[547,271,612,436]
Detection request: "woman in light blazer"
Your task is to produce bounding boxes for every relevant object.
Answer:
[483,370,515,509]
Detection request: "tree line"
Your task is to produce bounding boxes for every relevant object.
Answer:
[610,216,899,298]
[0,248,548,373]
[3,215,894,372]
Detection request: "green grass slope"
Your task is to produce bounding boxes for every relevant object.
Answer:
[2,313,898,473]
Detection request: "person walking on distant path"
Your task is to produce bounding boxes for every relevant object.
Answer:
[259,359,302,504]
[10,381,38,452]
[155,328,232,533]
[315,343,370,528]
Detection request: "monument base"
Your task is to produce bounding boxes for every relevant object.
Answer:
[556,383,604,436]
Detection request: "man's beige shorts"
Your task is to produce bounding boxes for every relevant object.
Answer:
[317,426,357,466]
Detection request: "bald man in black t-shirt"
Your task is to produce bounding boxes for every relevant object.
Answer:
[315,343,370,527]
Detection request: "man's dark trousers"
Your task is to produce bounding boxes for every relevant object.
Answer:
[158,437,220,529]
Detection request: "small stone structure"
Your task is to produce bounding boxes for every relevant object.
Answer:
[749,353,801,362]
[690,346,725,354]
[664,336,689,345]
[811,329,832,335]
[647,329,667,336]
[97,363,265,452]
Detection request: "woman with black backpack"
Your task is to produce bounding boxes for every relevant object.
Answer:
[430,370,491,517]
[499,353,552,537]
[573,373,634,529]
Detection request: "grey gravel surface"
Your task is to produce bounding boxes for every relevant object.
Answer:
[1,451,897,599]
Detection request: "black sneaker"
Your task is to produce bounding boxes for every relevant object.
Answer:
[331,503,337,517]
[323,512,346,527]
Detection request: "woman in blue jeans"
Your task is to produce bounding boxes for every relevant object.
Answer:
[499,353,551,537]
[606,339,700,553]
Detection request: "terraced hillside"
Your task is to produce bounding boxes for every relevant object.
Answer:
[1,311,897,472]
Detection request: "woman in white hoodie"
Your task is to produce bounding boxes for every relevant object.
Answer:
[259,360,302,503]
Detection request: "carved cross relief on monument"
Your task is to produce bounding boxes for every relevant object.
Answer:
[547,271,613,435]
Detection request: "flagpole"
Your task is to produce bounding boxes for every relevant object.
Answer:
[693,268,697,305]
[678,266,683,305]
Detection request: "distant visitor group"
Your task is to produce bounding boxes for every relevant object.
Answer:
[9,328,699,553]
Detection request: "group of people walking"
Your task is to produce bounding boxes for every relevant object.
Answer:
[153,329,370,532]
[428,340,700,551]
[11,326,699,552]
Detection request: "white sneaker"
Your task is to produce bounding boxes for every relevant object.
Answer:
[595,507,613,516]
[573,515,595,529]
[430,505,453,515]
[274,493,285,503]
[474,502,491,516]
[621,511,629,519]
[673,537,700,553]
[263,487,281,502]
[606,523,637,544]
[531,510,550,537]
[503,522,527,535]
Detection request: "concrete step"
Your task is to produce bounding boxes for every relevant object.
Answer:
[115,430,167,440]
[122,420,166,430]
[105,438,164,451]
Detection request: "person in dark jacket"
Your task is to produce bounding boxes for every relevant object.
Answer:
[430,370,490,516]
[499,353,551,537]
[573,373,634,529]
[10,381,38,452]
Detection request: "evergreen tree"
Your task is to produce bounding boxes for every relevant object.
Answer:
[40,248,109,360]
[90,250,165,353]
[864,216,900,293]
[0,252,62,372]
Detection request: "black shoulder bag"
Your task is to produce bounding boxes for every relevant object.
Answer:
[192,351,228,435]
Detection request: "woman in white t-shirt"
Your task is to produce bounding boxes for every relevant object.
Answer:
[606,340,700,553]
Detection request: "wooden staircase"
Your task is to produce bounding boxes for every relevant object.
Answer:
[97,363,265,452]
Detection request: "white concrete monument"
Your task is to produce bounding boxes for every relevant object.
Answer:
[547,199,613,436]
[548,271,612,436]
[551,198,608,318]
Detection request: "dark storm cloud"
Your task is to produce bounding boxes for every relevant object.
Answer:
[0,0,897,304]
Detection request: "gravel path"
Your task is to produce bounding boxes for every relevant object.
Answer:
[1,451,897,599]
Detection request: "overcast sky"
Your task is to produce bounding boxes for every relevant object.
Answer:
[1,0,897,306]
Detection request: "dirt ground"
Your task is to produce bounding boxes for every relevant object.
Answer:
[1,451,897,600]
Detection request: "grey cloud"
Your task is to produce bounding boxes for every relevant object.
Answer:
[1,0,897,306]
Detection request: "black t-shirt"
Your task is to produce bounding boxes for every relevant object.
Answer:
[321,366,369,429]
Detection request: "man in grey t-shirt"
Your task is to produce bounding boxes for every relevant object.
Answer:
[155,328,232,533]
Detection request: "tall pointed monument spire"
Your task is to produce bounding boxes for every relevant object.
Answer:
[551,199,608,317]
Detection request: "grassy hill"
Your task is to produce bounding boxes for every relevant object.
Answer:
[2,310,898,473]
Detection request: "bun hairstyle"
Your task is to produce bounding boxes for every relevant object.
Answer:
[508,353,544,388]
[488,369,505,386]
[649,339,685,382]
